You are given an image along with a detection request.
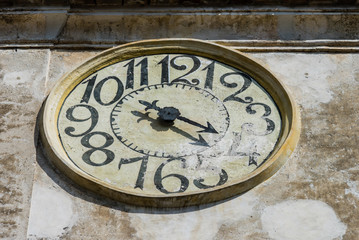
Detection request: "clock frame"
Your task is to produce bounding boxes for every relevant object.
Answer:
[40,39,300,207]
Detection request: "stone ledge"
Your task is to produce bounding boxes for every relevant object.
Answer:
[0,0,358,7]
[2,40,359,53]
[0,7,358,51]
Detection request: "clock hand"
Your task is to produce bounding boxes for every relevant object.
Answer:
[177,116,218,134]
[131,111,210,147]
[138,100,218,134]
[138,100,161,111]
[131,110,151,123]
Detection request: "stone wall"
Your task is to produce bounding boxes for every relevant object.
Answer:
[1,7,359,51]
[0,0,358,7]
[0,5,359,240]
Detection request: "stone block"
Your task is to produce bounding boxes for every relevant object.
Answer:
[96,0,124,5]
[69,0,95,6]
[123,0,147,6]
[0,14,46,41]
[0,0,12,6]
[149,0,180,5]
[42,0,69,5]
[58,13,279,43]
[13,0,42,5]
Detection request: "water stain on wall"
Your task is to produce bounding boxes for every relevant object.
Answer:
[0,154,23,239]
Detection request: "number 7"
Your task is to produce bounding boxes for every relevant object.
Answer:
[118,156,149,190]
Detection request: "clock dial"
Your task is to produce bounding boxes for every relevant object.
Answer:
[42,39,300,207]
[57,53,281,194]
[111,83,230,158]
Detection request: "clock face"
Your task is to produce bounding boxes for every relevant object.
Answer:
[111,83,230,158]
[42,40,299,206]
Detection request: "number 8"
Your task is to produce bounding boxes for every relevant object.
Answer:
[81,131,115,166]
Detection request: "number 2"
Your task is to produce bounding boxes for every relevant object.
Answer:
[221,71,253,104]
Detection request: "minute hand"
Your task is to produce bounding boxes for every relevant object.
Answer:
[177,115,218,134]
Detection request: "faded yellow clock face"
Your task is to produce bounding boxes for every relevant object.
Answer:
[57,53,281,195]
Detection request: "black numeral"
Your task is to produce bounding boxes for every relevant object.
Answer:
[124,59,135,89]
[81,132,115,166]
[124,58,149,89]
[136,57,148,86]
[193,169,228,189]
[170,55,201,85]
[94,76,124,106]
[81,75,97,104]
[118,156,149,190]
[65,105,98,137]
[154,158,189,194]
[221,72,253,104]
[158,55,169,84]
[158,55,201,86]
[244,103,275,136]
[203,61,215,90]
[80,75,124,106]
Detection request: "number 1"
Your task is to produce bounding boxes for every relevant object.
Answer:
[124,57,149,89]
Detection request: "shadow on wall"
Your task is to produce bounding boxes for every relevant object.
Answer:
[33,103,240,214]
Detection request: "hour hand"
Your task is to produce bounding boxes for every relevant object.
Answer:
[139,100,161,112]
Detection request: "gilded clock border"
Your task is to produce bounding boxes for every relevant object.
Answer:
[40,38,301,207]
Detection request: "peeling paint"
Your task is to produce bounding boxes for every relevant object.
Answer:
[261,200,347,240]
[129,191,258,240]
[251,54,338,109]
[26,184,77,239]
[3,70,35,88]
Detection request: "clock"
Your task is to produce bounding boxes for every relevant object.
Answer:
[40,39,300,207]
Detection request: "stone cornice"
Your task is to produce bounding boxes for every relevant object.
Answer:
[0,7,358,52]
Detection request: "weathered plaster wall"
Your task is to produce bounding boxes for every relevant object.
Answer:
[1,6,359,240]
[1,49,358,240]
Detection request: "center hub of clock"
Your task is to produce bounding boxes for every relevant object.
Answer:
[158,107,180,122]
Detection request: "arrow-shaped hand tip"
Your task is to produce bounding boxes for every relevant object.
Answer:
[190,134,210,147]
[197,121,218,134]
